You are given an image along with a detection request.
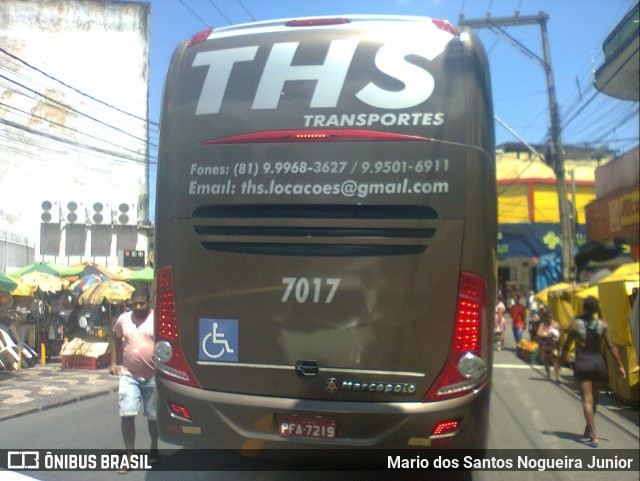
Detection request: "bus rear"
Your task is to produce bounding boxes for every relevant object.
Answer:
[155,15,496,449]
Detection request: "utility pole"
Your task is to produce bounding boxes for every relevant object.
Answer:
[460,12,575,281]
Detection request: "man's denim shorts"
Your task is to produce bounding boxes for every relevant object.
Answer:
[118,375,156,420]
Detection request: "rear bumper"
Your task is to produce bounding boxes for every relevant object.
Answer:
[157,376,490,449]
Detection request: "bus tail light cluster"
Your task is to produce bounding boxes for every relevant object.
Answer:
[431,18,458,36]
[169,402,192,421]
[203,129,429,145]
[187,28,213,47]
[432,419,460,436]
[154,266,201,388]
[423,272,488,401]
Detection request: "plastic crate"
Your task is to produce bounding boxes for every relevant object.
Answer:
[61,354,109,370]
[516,347,530,362]
[516,347,542,365]
[529,351,542,365]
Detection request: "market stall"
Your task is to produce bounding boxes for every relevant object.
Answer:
[597,263,639,402]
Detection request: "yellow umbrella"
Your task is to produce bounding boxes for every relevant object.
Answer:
[109,266,132,280]
[79,280,135,305]
[18,271,69,292]
[9,276,34,296]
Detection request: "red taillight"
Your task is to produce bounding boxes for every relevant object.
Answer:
[155,266,200,387]
[432,18,458,36]
[424,272,487,401]
[169,402,192,420]
[156,267,178,341]
[432,419,460,436]
[187,28,213,47]
[203,129,430,144]
[286,18,350,27]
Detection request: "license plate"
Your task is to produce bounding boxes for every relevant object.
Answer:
[278,415,337,440]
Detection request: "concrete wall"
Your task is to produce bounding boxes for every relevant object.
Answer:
[0,229,35,274]
[0,0,150,267]
[595,147,639,199]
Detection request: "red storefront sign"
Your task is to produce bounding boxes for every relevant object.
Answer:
[586,187,639,246]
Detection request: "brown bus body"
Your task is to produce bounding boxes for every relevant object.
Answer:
[155,15,496,450]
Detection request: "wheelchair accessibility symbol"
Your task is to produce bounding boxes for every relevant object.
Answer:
[199,319,238,362]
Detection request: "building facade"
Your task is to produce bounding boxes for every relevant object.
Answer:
[0,0,150,272]
[589,1,639,257]
[496,143,616,295]
[585,148,639,257]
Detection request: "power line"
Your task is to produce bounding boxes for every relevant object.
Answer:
[236,0,256,21]
[0,117,154,165]
[0,101,147,157]
[207,0,233,25]
[589,108,640,144]
[0,73,148,146]
[0,60,155,142]
[0,85,158,159]
[561,90,600,131]
[0,47,157,127]
[178,0,212,28]
[0,130,153,174]
[564,96,638,148]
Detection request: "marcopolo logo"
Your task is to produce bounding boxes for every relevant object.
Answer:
[325,378,417,395]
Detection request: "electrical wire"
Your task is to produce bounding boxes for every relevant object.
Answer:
[0,101,145,158]
[0,117,151,165]
[236,0,256,22]
[0,73,149,146]
[0,80,157,158]
[207,0,233,25]
[0,47,157,127]
[471,1,637,156]
[178,0,212,28]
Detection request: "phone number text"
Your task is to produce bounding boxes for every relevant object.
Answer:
[230,159,449,177]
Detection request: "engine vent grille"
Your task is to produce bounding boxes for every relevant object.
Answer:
[193,204,438,257]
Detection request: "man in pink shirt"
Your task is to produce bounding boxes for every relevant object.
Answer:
[110,288,157,472]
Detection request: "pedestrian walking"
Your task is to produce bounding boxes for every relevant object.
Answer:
[535,307,561,383]
[495,296,506,350]
[527,290,538,315]
[527,290,541,340]
[109,287,158,473]
[560,296,626,448]
[509,295,526,346]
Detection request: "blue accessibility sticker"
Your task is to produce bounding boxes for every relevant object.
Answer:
[199,318,238,362]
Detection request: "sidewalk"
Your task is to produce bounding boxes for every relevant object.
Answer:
[0,361,118,422]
